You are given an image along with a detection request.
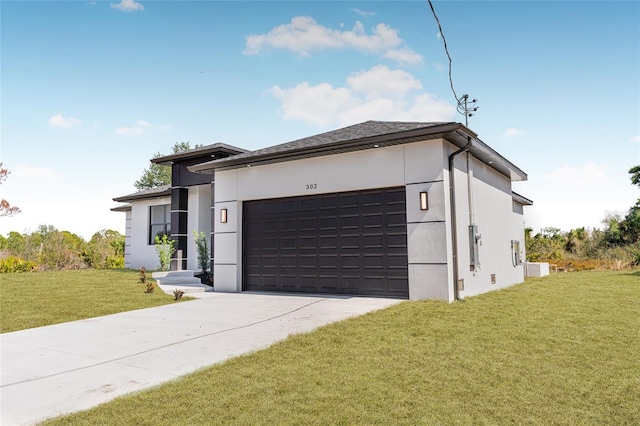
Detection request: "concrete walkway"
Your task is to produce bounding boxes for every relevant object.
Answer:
[1,292,402,425]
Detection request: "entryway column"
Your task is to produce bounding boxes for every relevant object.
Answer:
[171,187,188,270]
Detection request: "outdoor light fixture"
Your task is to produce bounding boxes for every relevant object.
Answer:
[220,208,228,223]
[420,191,429,211]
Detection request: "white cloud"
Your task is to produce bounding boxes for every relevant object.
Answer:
[110,0,143,12]
[544,162,608,190]
[503,128,524,138]
[12,164,61,180]
[351,8,375,18]
[347,65,422,99]
[244,16,422,64]
[267,66,455,127]
[630,135,640,142]
[115,120,150,135]
[382,48,423,65]
[48,113,82,128]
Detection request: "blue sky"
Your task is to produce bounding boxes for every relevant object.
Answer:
[1,0,638,239]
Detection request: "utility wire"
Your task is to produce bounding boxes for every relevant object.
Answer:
[427,0,479,126]
[427,0,459,102]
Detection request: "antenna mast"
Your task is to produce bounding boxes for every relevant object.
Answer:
[457,94,479,127]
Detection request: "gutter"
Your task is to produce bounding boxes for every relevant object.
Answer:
[448,135,473,301]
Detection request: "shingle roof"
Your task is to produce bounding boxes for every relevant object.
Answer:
[112,185,171,203]
[240,120,452,158]
[186,120,527,182]
[190,121,459,172]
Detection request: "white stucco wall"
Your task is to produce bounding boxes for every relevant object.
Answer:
[213,140,452,299]
[123,209,132,268]
[449,150,525,298]
[127,196,171,270]
[124,184,211,271]
[212,138,525,301]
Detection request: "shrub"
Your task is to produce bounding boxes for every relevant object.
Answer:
[154,234,176,271]
[0,256,37,273]
[145,282,155,293]
[173,289,184,301]
[192,230,210,274]
[139,267,147,283]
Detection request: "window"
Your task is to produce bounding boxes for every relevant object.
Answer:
[149,205,171,245]
[511,240,522,266]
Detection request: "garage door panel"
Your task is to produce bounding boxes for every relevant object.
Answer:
[243,187,409,298]
[388,254,409,269]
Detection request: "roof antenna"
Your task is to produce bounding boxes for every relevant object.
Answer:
[457,94,479,127]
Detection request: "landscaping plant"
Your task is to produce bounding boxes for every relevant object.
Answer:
[192,230,212,285]
[154,234,176,271]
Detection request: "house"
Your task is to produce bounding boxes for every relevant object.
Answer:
[112,121,532,302]
[112,143,247,271]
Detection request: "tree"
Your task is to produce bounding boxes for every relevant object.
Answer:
[82,229,125,268]
[134,142,202,190]
[629,165,640,188]
[0,163,20,216]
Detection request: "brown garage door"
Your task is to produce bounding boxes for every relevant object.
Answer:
[243,187,409,298]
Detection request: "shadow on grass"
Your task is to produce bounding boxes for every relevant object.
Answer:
[624,270,640,278]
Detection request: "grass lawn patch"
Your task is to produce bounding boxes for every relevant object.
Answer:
[1,269,186,333]
[45,270,640,425]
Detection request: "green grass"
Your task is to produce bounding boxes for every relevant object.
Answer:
[1,269,185,333]
[43,270,640,425]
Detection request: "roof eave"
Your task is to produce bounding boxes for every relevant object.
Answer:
[189,122,464,174]
[152,144,248,166]
[111,203,132,212]
[112,188,171,203]
[512,191,534,206]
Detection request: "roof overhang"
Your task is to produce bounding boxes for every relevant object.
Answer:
[512,191,534,206]
[189,123,527,182]
[445,129,528,182]
[112,185,171,203]
[152,143,248,166]
[110,203,132,212]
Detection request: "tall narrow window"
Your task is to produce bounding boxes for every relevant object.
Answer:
[149,205,171,245]
[511,240,522,266]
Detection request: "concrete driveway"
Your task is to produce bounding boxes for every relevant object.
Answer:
[1,292,402,425]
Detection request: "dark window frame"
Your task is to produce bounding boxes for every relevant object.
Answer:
[149,204,171,245]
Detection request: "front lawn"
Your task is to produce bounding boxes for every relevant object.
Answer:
[0,269,182,333]
[45,270,640,425]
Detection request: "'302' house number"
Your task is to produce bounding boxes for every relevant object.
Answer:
[306,183,317,190]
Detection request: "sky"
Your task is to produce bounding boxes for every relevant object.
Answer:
[1,0,639,240]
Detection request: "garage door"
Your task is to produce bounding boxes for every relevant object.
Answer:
[243,187,409,298]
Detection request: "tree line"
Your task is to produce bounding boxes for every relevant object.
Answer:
[0,226,124,272]
[526,166,640,269]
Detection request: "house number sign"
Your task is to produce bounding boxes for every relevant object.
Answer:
[306,183,318,190]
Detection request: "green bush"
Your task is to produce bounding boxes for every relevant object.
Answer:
[154,234,176,271]
[192,230,210,274]
[0,256,37,273]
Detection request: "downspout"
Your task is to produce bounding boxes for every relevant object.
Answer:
[448,136,473,301]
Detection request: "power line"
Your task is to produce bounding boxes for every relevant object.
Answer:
[427,0,478,126]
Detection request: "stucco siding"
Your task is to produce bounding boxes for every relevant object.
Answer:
[127,196,171,270]
[235,145,406,201]
[213,139,453,300]
[123,210,132,268]
[451,154,525,298]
